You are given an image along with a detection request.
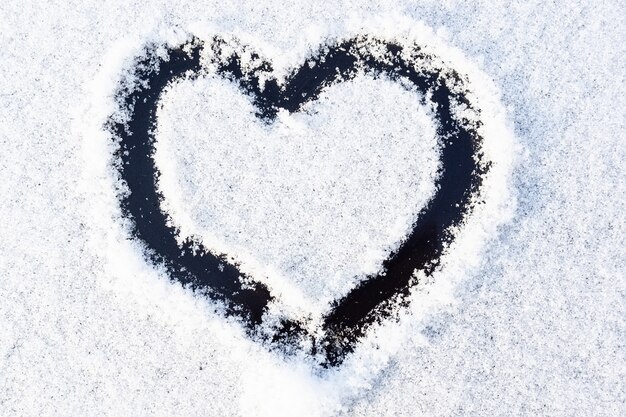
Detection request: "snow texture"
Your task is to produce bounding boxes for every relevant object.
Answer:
[155,73,441,315]
[0,1,624,416]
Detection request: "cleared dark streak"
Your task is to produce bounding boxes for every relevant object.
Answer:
[108,36,487,367]
[111,43,273,326]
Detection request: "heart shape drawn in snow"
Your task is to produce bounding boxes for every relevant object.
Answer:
[107,33,491,367]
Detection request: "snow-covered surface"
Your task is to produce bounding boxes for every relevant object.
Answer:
[155,74,440,314]
[0,1,624,416]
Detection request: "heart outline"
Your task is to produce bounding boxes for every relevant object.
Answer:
[107,35,487,367]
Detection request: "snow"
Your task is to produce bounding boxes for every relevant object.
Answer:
[155,73,441,315]
[0,1,624,416]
